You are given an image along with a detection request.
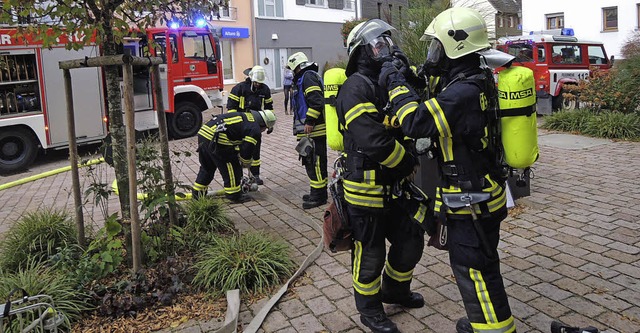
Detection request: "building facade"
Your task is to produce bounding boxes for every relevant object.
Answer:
[489,0,522,38]
[521,0,639,59]
[253,0,359,90]
[208,1,255,89]
[360,0,408,24]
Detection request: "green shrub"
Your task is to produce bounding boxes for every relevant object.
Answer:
[192,232,295,296]
[183,196,234,235]
[0,261,92,325]
[583,111,640,140]
[541,108,593,133]
[0,209,78,272]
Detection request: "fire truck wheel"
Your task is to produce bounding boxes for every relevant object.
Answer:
[553,88,577,111]
[0,128,38,174]
[168,102,203,139]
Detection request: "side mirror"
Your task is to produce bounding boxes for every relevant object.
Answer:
[609,55,615,66]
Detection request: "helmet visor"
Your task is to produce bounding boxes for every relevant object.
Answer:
[368,35,394,60]
[250,70,266,83]
[426,38,445,65]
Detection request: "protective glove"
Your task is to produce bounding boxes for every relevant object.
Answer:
[378,61,405,90]
[267,127,274,134]
[391,47,410,73]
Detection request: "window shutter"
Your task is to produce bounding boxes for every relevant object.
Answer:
[328,0,340,9]
[296,0,305,5]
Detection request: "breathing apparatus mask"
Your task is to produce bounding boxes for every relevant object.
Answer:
[422,38,448,77]
[367,34,394,62]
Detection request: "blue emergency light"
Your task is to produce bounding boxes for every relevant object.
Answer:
[195,19,207,28]
[169,22,180,29]
[561,28,574,36]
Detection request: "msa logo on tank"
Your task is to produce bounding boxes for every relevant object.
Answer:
[324,84,340,92]
[498,88,534,100]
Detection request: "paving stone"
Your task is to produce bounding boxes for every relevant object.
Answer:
[261,310,290,332]
[277,298,309,319]
[289,313,325,332]
[318,310,356,332]
[305,295,337,316]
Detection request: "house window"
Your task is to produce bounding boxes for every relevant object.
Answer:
[221,39,234,82]
[509,16,515,28]
[258,0,284,18]
[498,16,504,28]
[603,7,618,31]
[377,2,382,19]
[637,4,640,29]
[546,13,564,29]
[306,0,325,6]
[344,0,354,10]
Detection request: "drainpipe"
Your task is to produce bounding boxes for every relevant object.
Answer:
[251,0,258,64]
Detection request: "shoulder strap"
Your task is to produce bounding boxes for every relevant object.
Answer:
[351,72,378,105]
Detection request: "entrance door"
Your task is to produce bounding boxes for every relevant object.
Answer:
[259,48,289,90]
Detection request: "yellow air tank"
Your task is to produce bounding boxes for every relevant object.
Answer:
[497,66,539,169]
[324,67,347,151]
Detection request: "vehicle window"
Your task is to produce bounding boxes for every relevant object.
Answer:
[182,33,214,60]
[537,45,546,62]
[152,34,178,64]
[587,45,608,65]
[507,44,534,63]
[552,45,581,64]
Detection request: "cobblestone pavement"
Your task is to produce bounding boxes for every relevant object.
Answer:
[1,92,639,333]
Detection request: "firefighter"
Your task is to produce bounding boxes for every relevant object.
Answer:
[191,110,276,203]
[227,65,274,185]
[336,19,424,333]
[287,52,328,209]
[377,7,515,333]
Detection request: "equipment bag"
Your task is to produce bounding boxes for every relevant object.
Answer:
[497,66,539,169]
[324,67,348,151]
[293,71,323,135]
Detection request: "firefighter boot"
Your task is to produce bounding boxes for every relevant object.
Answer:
[456,318,474,333]
[226,193,252,204]
[303,188,328,209]
[253,176,264,185]
[551,321,599,333]
[302,194,311,201]
[382,292,424,308]
[360,313,399,333]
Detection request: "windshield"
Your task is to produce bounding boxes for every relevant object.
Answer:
[182,33,214,60]
[507,43,534,63]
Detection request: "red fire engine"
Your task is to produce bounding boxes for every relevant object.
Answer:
[496,29,611,114]
[0,26,225,174]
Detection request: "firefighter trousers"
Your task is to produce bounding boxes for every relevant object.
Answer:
[302,136,328,200]
[250,136,261,177]
[447,210,516,333]
[192,141,243,198]
[348,203,425,317]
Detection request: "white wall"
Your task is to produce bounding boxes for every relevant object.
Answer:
[284,1,358,23]
[522,0,638,59]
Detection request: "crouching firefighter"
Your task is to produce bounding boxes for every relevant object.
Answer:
[192,110,276,203]
[337,19,428,333]
[227,65,274,185]
[377,7,516,333]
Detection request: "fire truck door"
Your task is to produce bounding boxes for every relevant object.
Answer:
[178,31,220,86]
[41,47,106,146]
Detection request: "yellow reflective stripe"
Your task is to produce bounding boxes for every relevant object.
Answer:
[384,261,413,282]
[310,179,328,189]
[192,183,207,191]
[251,159,261,166]
[246,113,255,122]
[304,85,321,95]
[397,101,418,124]
[198,130,214,140]
[243,136,257,145]
[225,162,240,194]
[353,240,362,281]
[434,191,505,214]
[470,268,498,325]
[239,96,245,109]
[363,170,375,183]
[343,180,384,195]
[439,137,454,162]
[314,155,324,185]
[380,141,405,168]
[389,85,409,101]
[228,93,240,101]
[238,156,251,165]
[307,108,321,118]
[413,202,428,223]
[344,191,384,208]
[470,316,516,333]
[223,116,243,125]
[354,274,381,296]
[344,103,377,129]
[425,98,452,137]
[265,97,273,103]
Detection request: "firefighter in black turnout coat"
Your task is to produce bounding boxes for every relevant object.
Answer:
[377,7,515,333]
[336,19,426,333]
[192,110,276,203]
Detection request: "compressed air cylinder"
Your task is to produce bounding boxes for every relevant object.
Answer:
[497,66,539,169]
[324,67,347,151]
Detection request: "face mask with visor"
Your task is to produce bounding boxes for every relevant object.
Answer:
[368,35,394,61]
[425,38,445,66]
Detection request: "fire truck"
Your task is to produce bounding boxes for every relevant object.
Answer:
[496,29,611,114]
[0,26,226,174]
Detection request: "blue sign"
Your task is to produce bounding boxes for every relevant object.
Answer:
[221,27,249,39]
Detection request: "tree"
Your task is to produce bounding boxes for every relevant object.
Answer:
[0,0,225,220]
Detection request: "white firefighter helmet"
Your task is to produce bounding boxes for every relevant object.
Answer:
[421,7,491,60]
[252,109,276,131]
[248,65,266,84]
[346,19,396,58]
[287,52,309,71]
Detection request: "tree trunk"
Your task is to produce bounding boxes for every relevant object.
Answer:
[102,23,131,219]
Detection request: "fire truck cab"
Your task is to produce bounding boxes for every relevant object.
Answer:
[0,26,225,174]
[496,29,611,114]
